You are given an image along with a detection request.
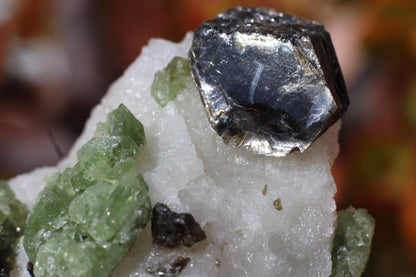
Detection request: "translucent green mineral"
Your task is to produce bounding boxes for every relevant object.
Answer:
[331,207,375,277]
[23,104,152,277]
[0,180,28,276]
[151,56,191,107]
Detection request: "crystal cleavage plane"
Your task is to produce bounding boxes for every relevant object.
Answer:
[189,7,349,157]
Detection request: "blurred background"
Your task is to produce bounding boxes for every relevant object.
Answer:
[0,0,415,276]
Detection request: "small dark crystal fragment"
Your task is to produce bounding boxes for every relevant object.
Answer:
[146,256,190,277]
[189,7,349,156]
[27,261,35,277]
[151,203,206,249]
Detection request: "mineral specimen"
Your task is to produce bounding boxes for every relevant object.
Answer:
[151,56,192,107]
[0,180,28,276]
[189,7,349,157]
[23,104,152,277]
[151,203,206,249]
[12,32,345,277]
[331,207,375,277]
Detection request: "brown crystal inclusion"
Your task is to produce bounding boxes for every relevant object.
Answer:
[151,203,206,249]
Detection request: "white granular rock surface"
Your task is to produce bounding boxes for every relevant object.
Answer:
[10,33,340,277]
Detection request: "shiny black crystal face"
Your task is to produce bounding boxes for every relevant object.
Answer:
[189,7,349,157]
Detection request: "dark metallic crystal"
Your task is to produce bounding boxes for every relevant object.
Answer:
[189,7,349,156]
[151,203,206,249]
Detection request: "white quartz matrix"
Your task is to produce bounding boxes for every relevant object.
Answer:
[10,33,340,277]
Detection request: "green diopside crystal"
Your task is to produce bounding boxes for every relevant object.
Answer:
[23,104,152,277]
[151,56,192,107]
[0,180,29,275]
[94,103,146,149]
[68,160,150,245]
[331,207,375,277]
[34,233,126,277]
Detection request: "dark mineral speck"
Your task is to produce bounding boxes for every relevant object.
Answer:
[146,256,190,277]
[262,184,268,195]
[273,198,283,210]
[189,7,349,157]
[151,203,206,249]
[27,261,35,277]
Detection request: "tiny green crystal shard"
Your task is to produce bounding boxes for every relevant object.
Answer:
[331,207,375,277]
[151,56,192,107]
[23,104,152,277]
[0,180,28,276]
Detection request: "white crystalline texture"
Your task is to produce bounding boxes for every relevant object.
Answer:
[10,33,340,277]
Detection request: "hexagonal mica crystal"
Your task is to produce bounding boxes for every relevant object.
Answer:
[189,7,349,157]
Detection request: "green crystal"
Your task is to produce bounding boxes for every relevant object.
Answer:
[76,135,140,176]
[68,160,150,245]
[151,56,191,107]
[34,233,125,277]
[94,103,146,149]
[0,180,29,275]
[23,104,152,277]
[24,182,75,260]
[331,207,375,277]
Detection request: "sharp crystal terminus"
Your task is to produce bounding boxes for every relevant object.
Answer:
[189,7,349,157]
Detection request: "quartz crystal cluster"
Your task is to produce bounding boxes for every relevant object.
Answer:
[190,7,349,156]
[22,104,151,277]
[0,180,28,276]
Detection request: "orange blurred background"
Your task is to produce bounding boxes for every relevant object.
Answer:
[1,0,415,276]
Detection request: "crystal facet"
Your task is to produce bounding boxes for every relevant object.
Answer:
[189,7,349,156]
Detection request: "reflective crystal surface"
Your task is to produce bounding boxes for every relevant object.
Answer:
[189,7,349,156]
